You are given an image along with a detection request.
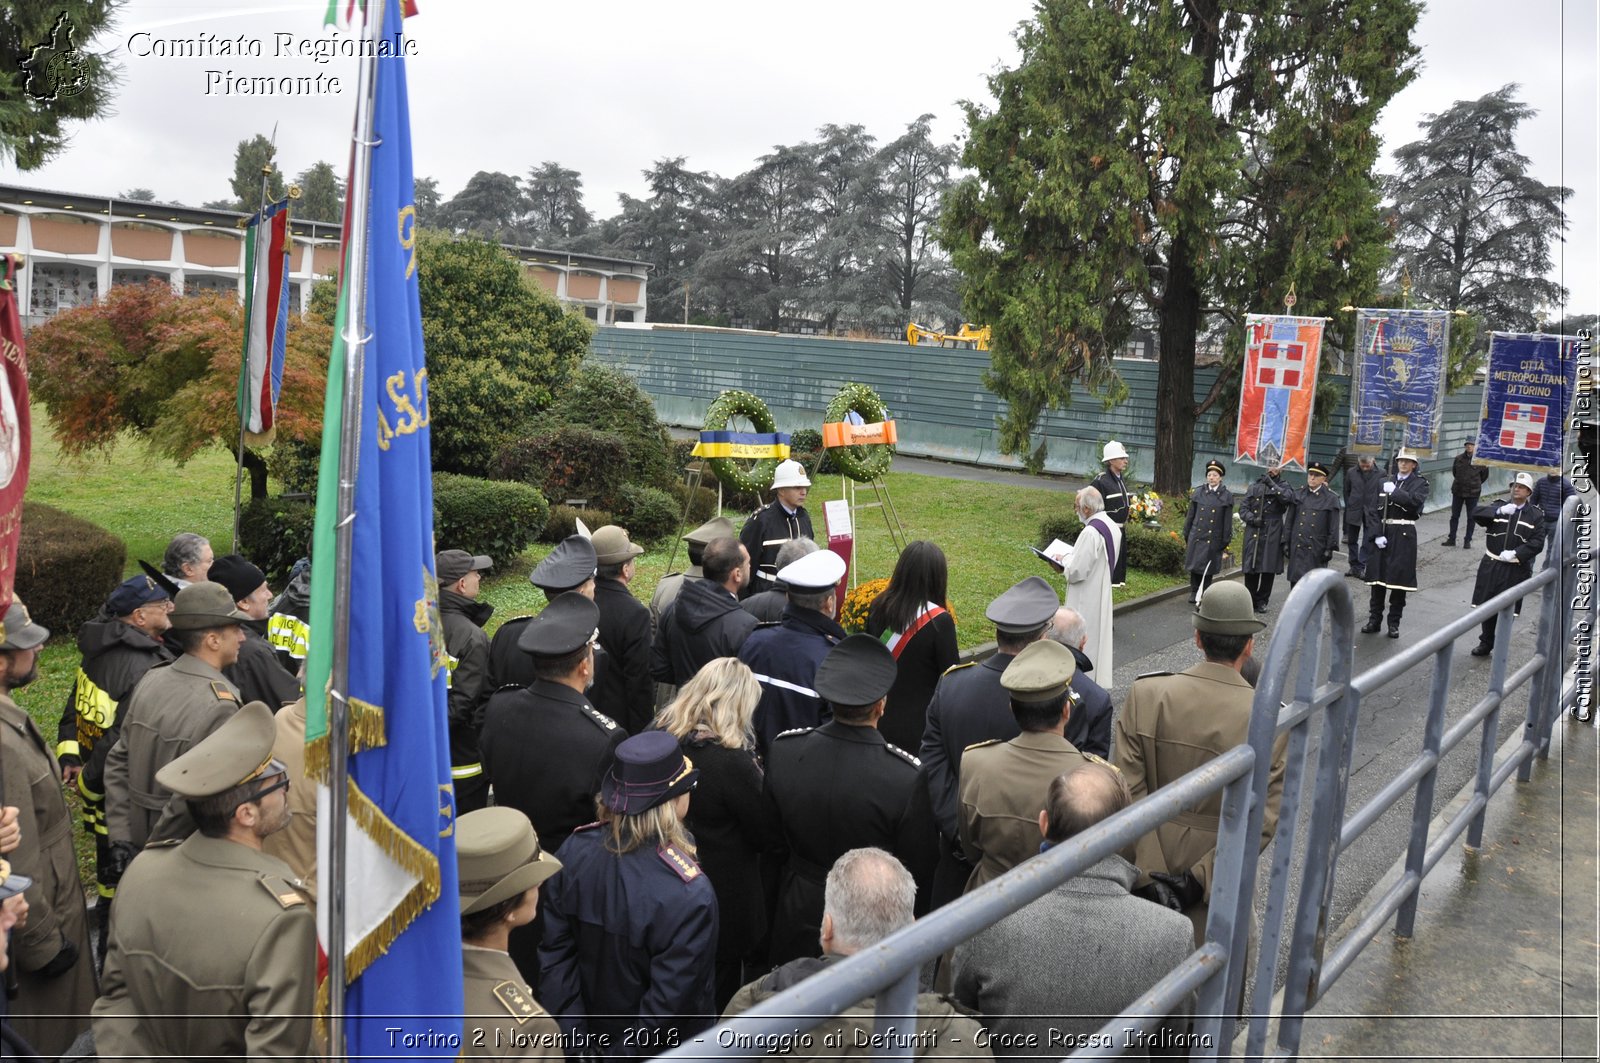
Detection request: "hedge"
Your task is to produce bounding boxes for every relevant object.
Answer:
[615,484,679,543]
[549,361,678,491]
[542,505,615,543]
[1037,513,1187,576]
[433,474,549,562]
[240,496,318,584]
[491,425,630,512]
[15,501,126,637]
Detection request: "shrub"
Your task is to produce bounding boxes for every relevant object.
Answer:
[616,484,680,543]
[15,501,126,637]
[433,474,548,562]
[266,437,322,496]
[491,426,630,511]
[671,439,697,471]
[1038,512,1186,576]
[670,481,719,525]
[239,496,318,584]
[1037,512,1085,548]
[550,362,678,490]
[541,505,615,543]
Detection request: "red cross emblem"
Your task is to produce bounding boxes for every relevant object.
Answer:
[1498,402,1548,450]
[1256,341,1305,388]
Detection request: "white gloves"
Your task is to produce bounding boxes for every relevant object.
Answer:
[1382,481,1396,494]
[1500,549,1519,562]
[1374,536,1388,549]
[1498,503,1517,516]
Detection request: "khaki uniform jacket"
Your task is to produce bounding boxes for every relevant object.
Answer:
[103,655,241,849]
[261,699,317,903]
[0,695,98,1058]
[460,945,564,1059]
[958,731,1102,893]
[92,833,316,1060]
[1113,662,1287,935]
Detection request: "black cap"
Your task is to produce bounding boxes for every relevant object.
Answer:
[813,634,898,707]
[516,592,600,656]
[436,549,492,584]
[529,536,597,593]
[106,574,170,616]
[600,731,699,815]
[208,554,267,604]
[1206,460,1226,477]
[1306,461,1331,477]
[985,576,1059,636]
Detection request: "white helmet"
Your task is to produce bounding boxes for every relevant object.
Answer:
[1512,471,1535,490]
[1102,441,1129,462]
[1395,448,1424,464]
[771,459,812,490]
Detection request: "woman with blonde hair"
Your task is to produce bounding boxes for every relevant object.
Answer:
[538,731,718,1058]
[655,658,781,1009]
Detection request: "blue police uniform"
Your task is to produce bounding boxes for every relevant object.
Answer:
[537,824,718,1059]
[737,606,846,756]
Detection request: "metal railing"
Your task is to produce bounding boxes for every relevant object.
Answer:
[656,496,1584,1063]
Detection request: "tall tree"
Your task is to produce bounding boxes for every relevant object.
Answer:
[226,133,287,211]
[610,157,716,322]
[806,124,880,332]
[1386,85,1571,332]
[293,160,344,223]
[941,0,1419,490]
[524,161,592,242]
[412,175,442,227]
[876,114,958,325]
[441,170,527,243]
[696,144,821,330]
[0,2,122,169]
[118,187,155,202]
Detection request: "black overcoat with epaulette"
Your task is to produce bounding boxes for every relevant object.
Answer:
[1471,500,1546,606]
[1183,484,1235,575]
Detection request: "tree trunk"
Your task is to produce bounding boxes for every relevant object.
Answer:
[242,447,269,500]
[1155,234,1201,495]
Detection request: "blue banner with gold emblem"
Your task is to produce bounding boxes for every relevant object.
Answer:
[1350,308,1451,455]
[1473,331,1582,473]
[307,0,463,1054]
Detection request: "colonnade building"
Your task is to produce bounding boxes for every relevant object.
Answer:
[0,183,650,330]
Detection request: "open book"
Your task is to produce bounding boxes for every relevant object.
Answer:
[1031,538,1072,572]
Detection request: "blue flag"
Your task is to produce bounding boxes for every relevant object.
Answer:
[308,0,463,1055]
[1350,308,1451,453]
[1473,332,1583,472]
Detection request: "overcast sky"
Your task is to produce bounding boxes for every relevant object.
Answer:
[5,0,1595,316]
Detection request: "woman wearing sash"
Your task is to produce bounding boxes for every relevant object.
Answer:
[865,541,959,752]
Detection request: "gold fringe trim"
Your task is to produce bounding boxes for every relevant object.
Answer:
[305,696,388,784]
[312,774,444,1041]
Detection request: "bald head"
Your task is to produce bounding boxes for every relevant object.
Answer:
[1048,607,1087,652]
[1041,763,1130,844]
[821,848,916,955]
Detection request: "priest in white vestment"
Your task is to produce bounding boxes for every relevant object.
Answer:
[1063,486,1121,689]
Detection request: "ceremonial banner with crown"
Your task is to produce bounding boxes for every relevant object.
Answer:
[1473,331,1583,473]
[1235,314,1323,469]
[1349,308,1450,455]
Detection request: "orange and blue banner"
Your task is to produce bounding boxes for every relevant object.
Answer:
[1473,331,1583,472]
[1236,314,1323,470]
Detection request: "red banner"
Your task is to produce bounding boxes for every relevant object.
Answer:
[0,255,31,612]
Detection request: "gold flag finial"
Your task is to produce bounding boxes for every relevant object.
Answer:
[288,185,303,200]
[1399,266,1413,308]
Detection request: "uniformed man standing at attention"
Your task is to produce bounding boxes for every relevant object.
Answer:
[455,807,565,1060]
[765,635,936,964]
[1113,582,1287,943]
[479,592,625,983]
[1468,471,1546,657]
[487,535,599,691]
[209,554,300,710]
[737,548,849,755]
[919,576,1059,908]
[739,458,815,597]
[1286,461,1342,587]
[103,581,249,876]
[958,639,1104,893]
[92,701,316,1059]
[1088,440,1133,586]
[1362,448,1430,638]
[1183,460,1234,604]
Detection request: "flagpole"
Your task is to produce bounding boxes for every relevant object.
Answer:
[233,157,279,554]
[327,3,386,1058]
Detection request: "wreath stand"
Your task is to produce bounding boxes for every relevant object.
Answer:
[826,467,910,590]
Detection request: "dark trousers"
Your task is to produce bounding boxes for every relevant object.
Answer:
[1189,570,1218,601]
[1447,494,1479,544]
[1368,585,1407,623]
[1344,522,1367,567]
[453,772,490,815]
[1477,599,1525,648]
[1244,572,1276,609]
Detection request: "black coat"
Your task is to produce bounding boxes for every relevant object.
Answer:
[652,579,759,686]
[1343,464,1385,532]
[739,503,814,596]
[676,733,781,973]
[592,578,655,735]
[1183,484,1234,575]
[60,615,173,776]
[1240,474,1295,575]
[1066,644,1113,760]
[737,606,846,756]
[739,589,787,623]
[763,720,936,963]
[440,589,492,771]
[479,679,625,855]
[1365,472,1430,591]
[918,654,1020,841]
[1471,501,1547,605]
[224,620,301,710]
[1088,470,1131,584]
[864,601,960,754]
[1286,484,1342,583]
[1452,452,1489,497]
[488,614,616,707]
[539,825,718,1059]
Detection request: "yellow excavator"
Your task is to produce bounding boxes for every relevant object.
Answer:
[905,321,991,351]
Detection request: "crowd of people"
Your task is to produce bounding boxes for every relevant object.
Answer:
[0,445,1578,1061]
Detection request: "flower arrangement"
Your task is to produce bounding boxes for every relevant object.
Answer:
[839,578,890,633]
[1127,491,1164,523]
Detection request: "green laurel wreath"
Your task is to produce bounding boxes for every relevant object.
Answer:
[824,382,894,482]
[702,389,782,494]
